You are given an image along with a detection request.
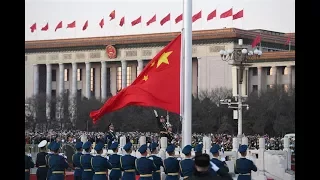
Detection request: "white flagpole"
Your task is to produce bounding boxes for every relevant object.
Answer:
[180,28,184,146]
[182,0,192,147]
[289,40,291,51]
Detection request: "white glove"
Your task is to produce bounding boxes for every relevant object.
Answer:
[220,157,226,162]
[153,110,158,117]
[210,161,220,172]
[27,153,32,157]
[177,157,182,161]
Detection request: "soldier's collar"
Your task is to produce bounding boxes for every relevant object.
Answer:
[212,156,219,159]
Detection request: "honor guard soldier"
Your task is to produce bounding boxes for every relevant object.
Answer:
[179,145,194,179]
[91,142,113,180]
[109,142,122,180]
[81,141,94,180]
[166,124,174,145]
[136,144,157,179]
[163,144,180,180]
[210,144,229,173]
[48,142,69,180]
[25,143,35,180]
[36,140,48,180]
[46,142,55,180]
[194,144,203,156]
[148,142,163,180]
[72,142,83,180]
[154,110,168,138]
[105,123,117,149]
[235,145,257,180]
[120,142,137,180]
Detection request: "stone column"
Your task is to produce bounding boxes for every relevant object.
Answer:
[121,60,127,89]
[70,63,77,126]
[283,137,291,170]
[139,136,146,145]
[85,62,91,99]
[119,136,126,155]
[203,136,211,154]
[46,64,52,120]
[257,67,262,96]
[232,137,239,160]
[101,61,107,101]
[160,137,168,160]
[271,66,277,87]
[137,59,144,76]
[58,63,64,95]
[33,64,39,96]
[287,65,292,89]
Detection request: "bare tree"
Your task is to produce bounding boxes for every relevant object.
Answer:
[25,93,47,131]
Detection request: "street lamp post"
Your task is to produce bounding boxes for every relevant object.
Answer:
[219,39,262,144]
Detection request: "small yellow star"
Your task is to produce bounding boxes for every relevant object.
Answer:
[151,61,155,67]
[143,75,148,81]
[157,51,173,68]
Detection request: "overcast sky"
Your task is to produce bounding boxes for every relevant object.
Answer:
[25,0,295,41]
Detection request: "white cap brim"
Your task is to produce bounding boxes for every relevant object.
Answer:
[38,140,48,148]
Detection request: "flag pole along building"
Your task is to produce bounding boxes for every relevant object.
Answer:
[25,28,295,105]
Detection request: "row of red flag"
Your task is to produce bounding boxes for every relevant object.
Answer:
[29,8,243,33]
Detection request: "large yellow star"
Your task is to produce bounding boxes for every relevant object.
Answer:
[143,75,148,81]
[157,51,173,68]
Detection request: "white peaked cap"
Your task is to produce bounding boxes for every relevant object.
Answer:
[38,140,48,148]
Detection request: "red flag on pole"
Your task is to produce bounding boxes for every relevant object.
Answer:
[131,16,141,26]
[90,34,182,123]
[146,14,156,26]
[285,36,291,45]
[233,10,244,20]
[160,13,170,26]
[220,8,233,18]
[192,11,202,23]
[99,18,104,28]
[119,17,125,27]
[252,35,261,48]
[207,10,217,21]
[175,14,183,24]
[67,21,76,28]
[55,21,63,32]
[30,23,36,33]
[82,20,88,31]
[41,23,49,31]
[109,10,115,21]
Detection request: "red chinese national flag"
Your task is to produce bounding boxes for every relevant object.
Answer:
[207,10,216,21]
[41,23,49,31]
[55,21,63,32]
[82,20,88,31]
[285,36,291,45]
[90,34,182,123]
[30,23,36,33]
[220,8,233,18]
[146,14,156,26]
[233,10,244,20]
[99,18,104,28]
[252,35,261,48]
[119,17,125,27]
[131,16,141,26]
[67,21,76,28]
[109,10,115,21]
[160,13,170,26]
[192,11,202,23]
[175,14,183,24]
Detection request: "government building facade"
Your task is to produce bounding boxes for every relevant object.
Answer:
[25,28,295,103]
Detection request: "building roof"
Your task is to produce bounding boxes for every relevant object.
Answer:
[25,28,295,50]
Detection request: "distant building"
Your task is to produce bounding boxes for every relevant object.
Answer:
[25,28,295,120]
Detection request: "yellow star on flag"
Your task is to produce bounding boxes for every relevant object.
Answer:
[157,51,173,68]
[151,61,155,67]
[143,75,148,81]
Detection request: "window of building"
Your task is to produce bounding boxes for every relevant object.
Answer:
[77,89,82,99]
[252,67,258,76]
[116,67,122,91]
[127,66,132,86]
[64,69,69,81]
[52,69,56,82]
[266,67,271,76]
[252,85,258,92]
[90,68,95,92]
[51,90,56,98]
[77,69,82,81]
